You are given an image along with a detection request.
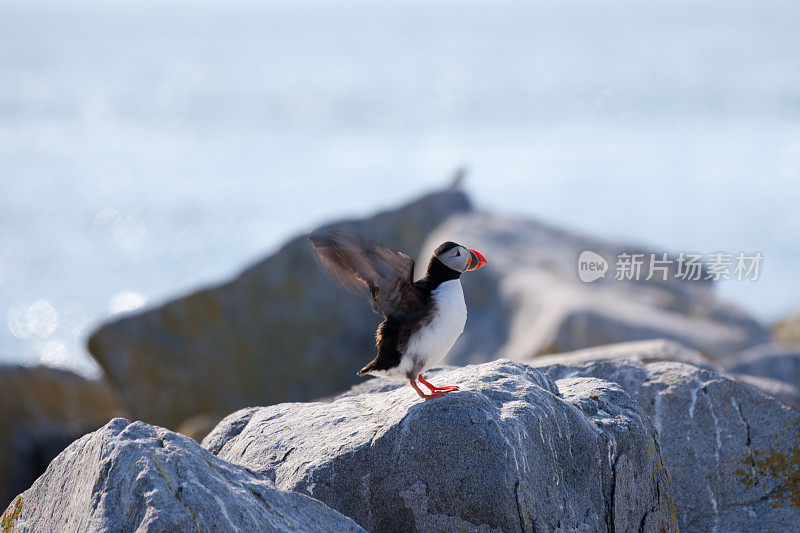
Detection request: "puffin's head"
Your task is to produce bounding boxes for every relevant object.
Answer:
[431,241,487,274]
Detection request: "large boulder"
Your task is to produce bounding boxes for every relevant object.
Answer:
[87,188,471,428]
[417,212,769,364]
[1,418,363,533]
[203,360,677,532]
[0,365,124,509]
[543,359,800,532]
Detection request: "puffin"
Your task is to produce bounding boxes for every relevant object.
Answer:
[308,230,487,400]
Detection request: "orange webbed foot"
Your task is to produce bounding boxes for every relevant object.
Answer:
[410,375,459,400]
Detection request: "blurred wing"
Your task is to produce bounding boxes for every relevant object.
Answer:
[308,230,416,315]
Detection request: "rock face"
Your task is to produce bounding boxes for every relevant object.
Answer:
[543,359,800,532]
[1,418,363,533]
[87,188,471,428]
[417,212,769,364]
[0,365,124,509]
[203,360,677,532]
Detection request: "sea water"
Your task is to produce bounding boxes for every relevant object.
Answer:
[1,0,798,374]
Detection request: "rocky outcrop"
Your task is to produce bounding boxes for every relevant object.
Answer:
[1,418,363,533]
[203,360,677,532]
[0,365,124,509]
[543,359,800,532]
[87,188,472,428]
[417,212,769,364]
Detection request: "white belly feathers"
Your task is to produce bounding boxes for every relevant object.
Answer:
[400,279,467,376]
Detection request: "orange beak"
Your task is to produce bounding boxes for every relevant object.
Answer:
[467,249,487,271]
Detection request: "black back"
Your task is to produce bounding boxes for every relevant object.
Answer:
[357,243,464,377]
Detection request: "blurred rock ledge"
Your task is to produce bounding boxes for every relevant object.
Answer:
[721,343,800,411]
[526,338,714,369]
[772,313,800,347]
[86,186,770,432]
[0,365,125,509]
[419,210,769,365]
[88,187,472,429]
[723,343,800,392]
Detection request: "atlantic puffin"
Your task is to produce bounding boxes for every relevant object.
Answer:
[309,231,487,400]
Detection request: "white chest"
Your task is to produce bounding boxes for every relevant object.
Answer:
[403,280,467,371]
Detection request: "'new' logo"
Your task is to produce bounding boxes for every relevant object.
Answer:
[578,251,608,282]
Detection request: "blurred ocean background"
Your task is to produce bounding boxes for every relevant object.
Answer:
[1,0,798,375]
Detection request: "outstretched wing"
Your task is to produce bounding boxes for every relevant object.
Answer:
[308,230,417,316]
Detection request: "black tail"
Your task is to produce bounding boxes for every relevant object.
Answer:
[357,358,378,376]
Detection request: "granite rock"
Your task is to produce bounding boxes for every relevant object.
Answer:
[543,359,800,532]
[1,418,363,533]
[203,360,677,532]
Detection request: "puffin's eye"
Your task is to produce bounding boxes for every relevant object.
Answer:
[456,250,461,257]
